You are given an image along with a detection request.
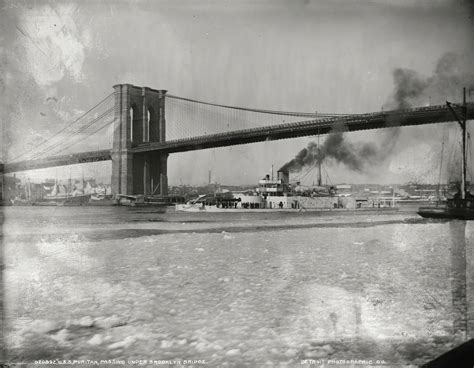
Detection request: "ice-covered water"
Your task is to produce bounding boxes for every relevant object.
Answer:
[2,206,473,367]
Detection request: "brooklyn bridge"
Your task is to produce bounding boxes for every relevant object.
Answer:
[2,84,474,196]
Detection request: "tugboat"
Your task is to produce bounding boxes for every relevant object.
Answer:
[176,166,398,212]
[418,88,474,220]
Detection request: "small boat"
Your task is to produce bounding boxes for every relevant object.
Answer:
[34,193,91,206]
[115,194,167,211]
[418,87,474,220]
[418,196,474,220]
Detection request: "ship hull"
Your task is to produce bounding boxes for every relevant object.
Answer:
[175,203,398,213]
[34,194,91,206]
[418,207,474,220]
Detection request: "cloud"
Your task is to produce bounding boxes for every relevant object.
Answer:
[16,3,88,86]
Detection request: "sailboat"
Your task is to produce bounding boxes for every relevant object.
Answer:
[418,88,474,220]
[36,169,90,206]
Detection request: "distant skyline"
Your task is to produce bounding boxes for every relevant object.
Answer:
[1,0,473,185]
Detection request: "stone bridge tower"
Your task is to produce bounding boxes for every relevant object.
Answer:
[111,84,168,196]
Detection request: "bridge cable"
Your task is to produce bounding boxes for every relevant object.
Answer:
[32,109,115,159]
[27,107,115,161]
[27,108,114,160]
[166,96,466,141]
[10,92,114,162]
[166,94,350,117]
[37,110,116,158]
[52,115,116,153]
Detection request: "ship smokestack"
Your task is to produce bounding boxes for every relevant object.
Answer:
[277,170,289,184]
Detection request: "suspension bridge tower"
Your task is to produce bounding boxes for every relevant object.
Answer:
[111,84,168,196]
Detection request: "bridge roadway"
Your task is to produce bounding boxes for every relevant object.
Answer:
[3,150,112,174]
[3,102,474,173]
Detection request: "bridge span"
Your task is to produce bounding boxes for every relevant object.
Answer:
[2,84,473,196]
[3,150,111,174]
[5,102,473,174]
[133,102,474,154]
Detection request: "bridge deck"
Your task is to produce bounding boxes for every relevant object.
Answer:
[133,102,474,153]
[3,103,473,173]
[3,150,111,174]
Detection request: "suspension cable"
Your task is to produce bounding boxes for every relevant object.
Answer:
[29,107,115,160]
[167,94,349,117]
[56,115,116,153]
[10,92,114,162]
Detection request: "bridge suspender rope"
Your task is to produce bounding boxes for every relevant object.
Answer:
[29,107,115,160]
[4,84,473,178]
[166,94,349,117]
[164,93,473,144]
[9,92,115,162]
[165,94,353,141]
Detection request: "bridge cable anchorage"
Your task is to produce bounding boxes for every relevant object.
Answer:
[29,108,115,160]
[9,92,114,162]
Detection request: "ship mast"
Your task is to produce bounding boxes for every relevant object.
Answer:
[316,126,322,187]
[317,160,322,187]
[317,133,322,186]
[462,87,467,199]
[446,87,468,199]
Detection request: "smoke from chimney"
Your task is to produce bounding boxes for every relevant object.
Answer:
[386,52,474,109]
[390,68,429,109]
[280,52,474,176]
[279,126,394,174]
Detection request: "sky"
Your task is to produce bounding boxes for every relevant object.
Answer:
[1,0,473,185]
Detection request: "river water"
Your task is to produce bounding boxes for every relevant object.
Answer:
[2,206,473,367]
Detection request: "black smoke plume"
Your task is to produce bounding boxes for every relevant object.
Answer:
[386,52,474,109]
[279,126,391,174]
[390,68,429,109]
[280,52,474,175]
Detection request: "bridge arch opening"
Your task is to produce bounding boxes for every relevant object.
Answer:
[129,106,135,143]
[144,108,151,142]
